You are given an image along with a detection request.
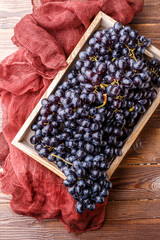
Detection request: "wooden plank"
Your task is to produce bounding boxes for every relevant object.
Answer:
[0,192,11,204]
[0,204,159,240]
[78,219,160,240]
[122,127,160,165]
[0,0,32,14]
[0,203,160,240]
[132,0,160,24]
[130,23,160,40]
[0,17,24,29]
[0,0,32,11]
[0,0,32,60]
[142,106,160,128]
[0,204,70,240]
[0,0,32,29]
[120,106,160,165]
[106,199,160,220]
[0,0,159,27]
[109,165,160,201]
[0,29,18,61]
[1,197,160,221]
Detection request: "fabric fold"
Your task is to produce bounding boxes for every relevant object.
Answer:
[0,0,144,233]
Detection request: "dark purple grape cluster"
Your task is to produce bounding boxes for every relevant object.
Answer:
[30,22,160,214]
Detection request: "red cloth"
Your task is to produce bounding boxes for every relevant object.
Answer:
[0,0,144,233]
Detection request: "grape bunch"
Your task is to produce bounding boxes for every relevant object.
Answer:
[30,22,160,213]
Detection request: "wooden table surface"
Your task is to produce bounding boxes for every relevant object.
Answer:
[0,0,160,239]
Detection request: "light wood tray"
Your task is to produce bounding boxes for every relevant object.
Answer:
[12,11,160,180]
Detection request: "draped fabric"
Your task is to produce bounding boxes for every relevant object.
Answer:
[0,0,144,232]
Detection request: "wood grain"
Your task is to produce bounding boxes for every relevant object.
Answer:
[110,165,160,201]
[132,0,160,24]
[0,192,11,204]
[106,199,160,220]
[119,106,160,165]
[77,219,160,240]
[122,128,160,165]
[0,17,23,29]
[0,0,32,11]
[0,0,32,61]
[0,29,18,61]
[0,202,159,240]
[0,199,159,240]
[130,24,160,44]
[1,191,160,220]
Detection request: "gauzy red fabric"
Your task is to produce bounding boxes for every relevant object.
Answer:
[0,0,144,233]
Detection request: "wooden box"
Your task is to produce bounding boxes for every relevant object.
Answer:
[12,11,160,180]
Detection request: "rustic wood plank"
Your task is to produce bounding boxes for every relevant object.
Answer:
[0,0,32,22]
[120,106,160,165]
[1,197,160,220]
[77,219,160,240]
[0,204,70,240]
[0,0,32,29]
[142,106,160,128]
[110,165,160,201]
[0,0,32,60]
[122,128,160,165]
[0,29,18,61]
[4,207,159,239]
[0,17,24,29]
[132,0,160,24]
[106,199,160,220]
[0,192,11,204]
[130,23,160,40]
[0,0,32,11]
[0,202,160,240]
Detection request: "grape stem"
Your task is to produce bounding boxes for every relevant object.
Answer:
[89,56,98,61]
[96,94,107,109]
[51,153,72,165]
[151,68,159,77]
[88,115,94,119]
[94,85,99,92]
[116,95,125,99]
[100,83,108,88]
[125,44,137,62]
[137,39,143,46]
[129,106,135,112]
[109,47,112,52]
[111,79,119,86]
[44,122,49,125]
[73,108,79,112]
[114,109,120,113]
